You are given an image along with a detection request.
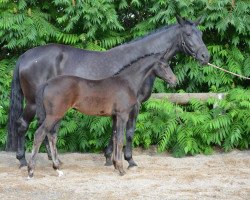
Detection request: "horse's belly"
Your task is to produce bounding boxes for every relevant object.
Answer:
[75,97,113,116]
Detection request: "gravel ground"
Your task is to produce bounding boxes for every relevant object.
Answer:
[0,148,249,200]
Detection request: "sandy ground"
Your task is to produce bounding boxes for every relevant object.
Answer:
[0,148,249,200]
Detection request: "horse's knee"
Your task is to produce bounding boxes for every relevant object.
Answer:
[126,129,134,142]
[17,118,28,134]
[16,152,25,160]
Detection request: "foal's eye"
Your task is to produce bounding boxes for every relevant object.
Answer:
[186,33,191,37]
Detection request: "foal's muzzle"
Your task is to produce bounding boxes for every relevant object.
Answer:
[168,77,177,88]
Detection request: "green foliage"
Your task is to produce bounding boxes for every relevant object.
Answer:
[0,0,250,154]
[0,59,15,150]
[134,88,250,157]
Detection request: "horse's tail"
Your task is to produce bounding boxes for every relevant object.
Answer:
[6,58,24,151]
[36,83,47,126]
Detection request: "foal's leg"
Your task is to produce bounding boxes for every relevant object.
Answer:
[47,132,62,176]
[16,103,36,168]
[124,105,139,168]
[27,123,47,178]
[113,115,128,175]
[46,121,63,176]
[104,116,116,166]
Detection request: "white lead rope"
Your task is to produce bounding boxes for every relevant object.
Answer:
[207,63,250,80]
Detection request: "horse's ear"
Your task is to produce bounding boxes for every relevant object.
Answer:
[176,15,185,26]
[194,16,203,26]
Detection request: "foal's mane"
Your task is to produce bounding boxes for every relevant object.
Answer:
[113,53,161,76]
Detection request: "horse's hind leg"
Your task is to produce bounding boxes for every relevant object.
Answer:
[27,123,47,178]
[16,103,36,168]
[124,105,139,168]
[104,116,116,166]
[17,103,53,168]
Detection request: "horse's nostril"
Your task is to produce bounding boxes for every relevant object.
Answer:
[201,53,205,58]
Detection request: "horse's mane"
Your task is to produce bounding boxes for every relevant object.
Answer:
[124,18,195,46]
[111,25,180,75]
[112,19,196,75]
[124,24,177,45]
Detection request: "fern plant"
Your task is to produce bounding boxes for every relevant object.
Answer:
[0,0,250,154]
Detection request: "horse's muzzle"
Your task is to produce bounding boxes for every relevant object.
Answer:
[197,47,210,66]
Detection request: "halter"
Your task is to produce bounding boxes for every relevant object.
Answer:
[180,33,206,58]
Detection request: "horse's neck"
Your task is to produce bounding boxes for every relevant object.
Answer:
[107,25,180,71]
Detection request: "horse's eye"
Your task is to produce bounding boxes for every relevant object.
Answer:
[186,33,191,37]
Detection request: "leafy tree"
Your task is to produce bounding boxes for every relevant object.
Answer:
[0,0,249,154]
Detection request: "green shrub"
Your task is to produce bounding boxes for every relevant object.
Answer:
[0,0,250,154]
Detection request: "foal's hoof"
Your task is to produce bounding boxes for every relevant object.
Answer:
[119,170,126,176]
[27,171,34,179]
[114,161,126,176]
[27,175,34,180]
[104,158,113,166]
[47,155,52,160]
[56,169,64,177]
[58,159,63,165]
[19,158,28,168]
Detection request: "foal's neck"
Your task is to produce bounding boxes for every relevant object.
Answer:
[117,54,161,94]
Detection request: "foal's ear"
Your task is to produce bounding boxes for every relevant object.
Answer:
[176,15,185,26]
[194,16,203,26]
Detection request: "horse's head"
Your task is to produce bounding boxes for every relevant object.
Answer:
[176,16,210,65]
[154,63,177,87]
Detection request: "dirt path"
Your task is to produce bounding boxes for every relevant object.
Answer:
[0,149,249,200]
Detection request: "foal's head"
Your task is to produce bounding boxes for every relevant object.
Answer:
[153,63,177,87]
[176,16,210,65]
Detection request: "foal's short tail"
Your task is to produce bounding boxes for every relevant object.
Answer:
[36,83,48,126]
[7,58,24,151]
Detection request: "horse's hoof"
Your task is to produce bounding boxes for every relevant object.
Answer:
[56,169,64,177]
[104,159,113,166]
[127,160,138,169]
[19,158,28,168]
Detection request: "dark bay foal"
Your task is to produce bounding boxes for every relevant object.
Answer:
[27,54,176,178]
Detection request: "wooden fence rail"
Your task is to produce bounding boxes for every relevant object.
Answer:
[150,93,227,105]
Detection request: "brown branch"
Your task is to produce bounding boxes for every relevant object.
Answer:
[231,0,235,8]
[150,93,226,105]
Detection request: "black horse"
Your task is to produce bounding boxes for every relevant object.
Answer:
[104,16,210,168]
[28,54,176,178]
[7,16,209,167]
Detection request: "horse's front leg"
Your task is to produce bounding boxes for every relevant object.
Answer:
[113,114,128,176]
[104,116,116,166]
[124,104,139,169]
